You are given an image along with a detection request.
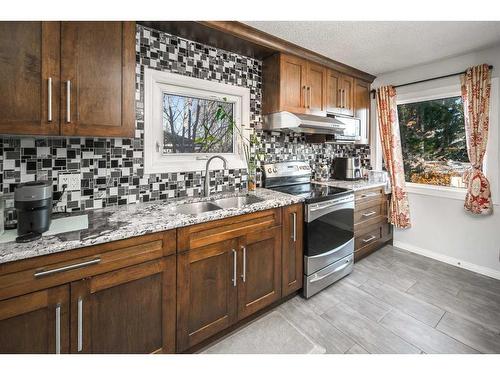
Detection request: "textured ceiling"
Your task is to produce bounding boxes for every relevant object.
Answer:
[243,21,500,75]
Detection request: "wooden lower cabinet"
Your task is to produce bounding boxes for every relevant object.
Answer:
[176,239,239,352]
[237,226,282,320]
[0,285,69,353]
[70,256,176,354]
[281,203,304,296]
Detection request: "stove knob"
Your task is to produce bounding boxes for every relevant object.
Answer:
[267,168,272,174]
[273,167,278,173]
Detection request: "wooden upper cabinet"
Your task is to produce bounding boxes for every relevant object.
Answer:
[326,68,341,114]
[354,79,371,144]
[282,204,304,297]
[237,226,282,320]
[176,238,238,352]
[0,285,69,354]
[70,257,176,354]
[340,74,355,116]
[61,21,135,137]
[279,54,307,114]
[306,62,327,114]
[0,22,60,136]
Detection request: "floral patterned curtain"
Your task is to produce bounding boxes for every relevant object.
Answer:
[461,64,492,215]
[376,86,411,228]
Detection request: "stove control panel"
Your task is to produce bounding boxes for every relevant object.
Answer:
[263,161,312,178]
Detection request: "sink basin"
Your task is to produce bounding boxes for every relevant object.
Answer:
[213,195,265,209]
[171,201,222,215]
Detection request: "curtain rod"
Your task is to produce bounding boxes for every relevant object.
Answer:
[370,65,494,98]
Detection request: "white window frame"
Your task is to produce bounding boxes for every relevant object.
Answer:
[144,68,251,174]
[396,77,500,204]
[395,83,470,200]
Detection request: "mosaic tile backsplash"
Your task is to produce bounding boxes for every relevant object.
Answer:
[0,24,370,218]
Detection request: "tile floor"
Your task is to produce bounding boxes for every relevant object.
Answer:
[203,245,500,354]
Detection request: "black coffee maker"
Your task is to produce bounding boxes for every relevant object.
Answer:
[14,180,53,242]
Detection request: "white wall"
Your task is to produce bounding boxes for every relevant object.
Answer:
[371,44,500,279]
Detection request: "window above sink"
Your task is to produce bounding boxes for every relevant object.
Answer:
[144,68,251,173]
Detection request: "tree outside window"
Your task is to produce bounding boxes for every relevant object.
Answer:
[398,96,470,188]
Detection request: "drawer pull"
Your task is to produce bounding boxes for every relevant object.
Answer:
[360,192,378,199]
[55,303,61,354]
[310,258,351,283]
[77,298,83,352]
[232,249,237,287]
[34,258,101,278]
[362,211,377,218]
[362,235,377,243]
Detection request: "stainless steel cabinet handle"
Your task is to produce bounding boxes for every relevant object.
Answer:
[362,211,377,217]
[338,88,342,108]
[362,235,377,243]
[77,298,83,352]
[55,303,61,354]
[66,80,71,123]
[292,212,297,242]
[241,246,246,283]
[34,258,101,278]
[342,89,346,108]
[232,249,237,287]
[47,77,52,122]
[307,86,311,108]
[310,258,351,283]
[303,85,307,108]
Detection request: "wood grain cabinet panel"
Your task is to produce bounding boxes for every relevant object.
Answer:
[70,257,176,354]
[61,21,135,137]
[281,203,304,296]
[0,285,69,353]
[237,227,282,320]
[340,74,354,116]
[326,68,342,114]
[176,239,238,351]
[306,62,327,114]
[279,54,307,114]
[0,22,60,135]
[354,79,371,144]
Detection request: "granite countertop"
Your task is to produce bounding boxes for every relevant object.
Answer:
[0,188,303,265]
[315,179,391,193]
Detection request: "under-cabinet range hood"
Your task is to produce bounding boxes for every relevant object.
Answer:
[262,111,345,135]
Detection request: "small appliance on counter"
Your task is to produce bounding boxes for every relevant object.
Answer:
[333,157,362,181]
[14,180,53,243]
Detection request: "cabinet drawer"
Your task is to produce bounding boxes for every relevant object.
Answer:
[354,204,383,225]
[0,231,176,301]
[355,225,383,250]
[355,187,385,205]
[177,208,281,252]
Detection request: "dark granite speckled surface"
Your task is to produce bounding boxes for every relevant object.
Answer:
[0,189,303,265]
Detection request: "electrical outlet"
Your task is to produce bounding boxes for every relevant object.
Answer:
[58,173,81,191]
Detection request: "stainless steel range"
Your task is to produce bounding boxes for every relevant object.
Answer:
[263,161,354,298]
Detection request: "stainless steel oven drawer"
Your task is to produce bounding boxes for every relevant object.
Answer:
[304,237,354,275]
[303,253,353,299]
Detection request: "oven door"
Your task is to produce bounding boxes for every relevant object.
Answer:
[304,197,354,275]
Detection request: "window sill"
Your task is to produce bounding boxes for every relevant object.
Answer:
[405,182,466,201]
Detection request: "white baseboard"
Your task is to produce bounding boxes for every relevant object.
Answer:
[393,240,500,281]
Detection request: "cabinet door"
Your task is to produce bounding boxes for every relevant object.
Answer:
[282,204,304,296]
[237,227,282,320]
[340,74,355,116]
[354,79,371,144]
[70,257,176,354]
[326,68,342,114]
[280,54,307,114]
[61,21,135,137]
[306,62,327,114]
[0,22,60,135]
[0,285,69,353]
[177,239,238,352]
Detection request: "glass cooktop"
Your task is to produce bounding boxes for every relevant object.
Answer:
[269,183,351,204]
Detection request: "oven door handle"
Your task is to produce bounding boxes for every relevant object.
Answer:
[309,258,352,283]
[307,200,354,222]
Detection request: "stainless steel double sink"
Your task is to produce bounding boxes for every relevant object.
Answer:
[170,195,264,215]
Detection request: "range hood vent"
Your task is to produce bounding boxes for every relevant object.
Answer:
[262,111,345,135]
